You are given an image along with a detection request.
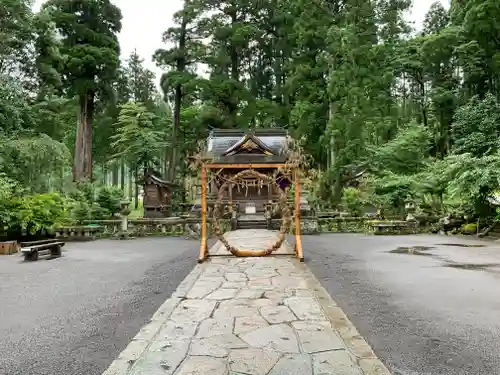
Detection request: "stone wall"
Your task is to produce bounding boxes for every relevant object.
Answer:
[53,215,438,241]
[56,217,234,240]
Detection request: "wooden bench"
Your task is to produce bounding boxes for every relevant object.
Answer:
[371,221,409,235]
[20,239,65,261]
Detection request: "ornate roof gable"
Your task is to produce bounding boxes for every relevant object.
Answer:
[222,132,275,156]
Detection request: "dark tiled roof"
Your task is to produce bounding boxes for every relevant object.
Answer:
[207,128,288,157]
[140,173,175,187]
[210,155,287,164]
[210,128,287,136]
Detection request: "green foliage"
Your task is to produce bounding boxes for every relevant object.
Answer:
[0,174,22,231]
[341,188,364,216]
[2,0,500,228]
[41,0,123,180]
[30,96,77,142]
[0,0,34,77]
[0,133,71,192]
[67,182,125,222]
[69,200,92,223]
[42,0,122,97]
[0,75,33,132]
[370,124,432,174]
[461,223,477,234]
[19,193,68,233]
[369,173,415,212]
[96,186,124,217]
[111,102,163,172]
[442,153,500,200]
[0,177,69,235]
[451,94,500,156]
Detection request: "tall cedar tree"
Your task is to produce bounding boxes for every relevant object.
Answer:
[42,0,122,181]
[127,50,156,108]
[154,3,202,180]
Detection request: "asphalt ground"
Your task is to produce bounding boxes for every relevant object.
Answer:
[0,237,199,375]
[3,233,500,375]
[304,233,500,375]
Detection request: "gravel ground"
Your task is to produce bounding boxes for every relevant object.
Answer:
[304,233,500,375]
[0,237,199,375]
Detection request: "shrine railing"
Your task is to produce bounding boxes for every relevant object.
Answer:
[54,217,233,240]
[51,212,439,241]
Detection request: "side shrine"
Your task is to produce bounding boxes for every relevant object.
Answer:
[197,128,305,263]
[140,170,175,218]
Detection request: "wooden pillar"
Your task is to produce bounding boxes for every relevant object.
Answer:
[294,168,304,261]
[199,165,208,262]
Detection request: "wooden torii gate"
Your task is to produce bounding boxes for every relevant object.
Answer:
[196,128,303,263]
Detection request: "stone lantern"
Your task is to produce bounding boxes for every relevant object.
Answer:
[119,199,131,235]
[405,199,416,222]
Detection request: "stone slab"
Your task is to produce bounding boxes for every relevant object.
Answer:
[190,334,248,357]
[234,315,269,335]
[176,356,228,375]
[268,353,313,375]
[196,317,234,338]
[284,296,327,320]
[313,350,362,375]
[228,348,280,375]
[240,323,300,353]
[130,341,190,375]
[260,305,296,324]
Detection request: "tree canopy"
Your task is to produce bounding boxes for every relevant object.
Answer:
[2,0,500,231]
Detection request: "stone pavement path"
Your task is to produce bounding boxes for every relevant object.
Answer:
[103,231,390,375]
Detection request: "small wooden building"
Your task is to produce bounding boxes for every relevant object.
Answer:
[141,171,174,218]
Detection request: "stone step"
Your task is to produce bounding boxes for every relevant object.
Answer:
[237,220,268,230]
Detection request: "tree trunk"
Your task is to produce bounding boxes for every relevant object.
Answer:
[73,91,95,181]
[120,160,125,191]
[112,162,119,186]
[228,8,239,127]
[163,149,169,178]
[169,86,181,181]
[168,15,188,182]
[128,165,133,200]
[134,166,139,210]
[102,163,107,185]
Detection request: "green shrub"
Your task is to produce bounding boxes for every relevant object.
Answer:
[67,183,125,221]
[341,187,364,216]
[0,174,127,234]
[1,176,68,234]
[0,174,23,231]
[69,200,92,223]
[90,203,110,220]
[96,186,123,217]
[17,192,69,233]
[461,223,477,235]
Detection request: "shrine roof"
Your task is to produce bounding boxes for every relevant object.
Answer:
[140,173,175,187]
[205,128,288,162]
[209,154,288,164]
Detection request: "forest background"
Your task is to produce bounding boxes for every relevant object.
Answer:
[1,0,500,235]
